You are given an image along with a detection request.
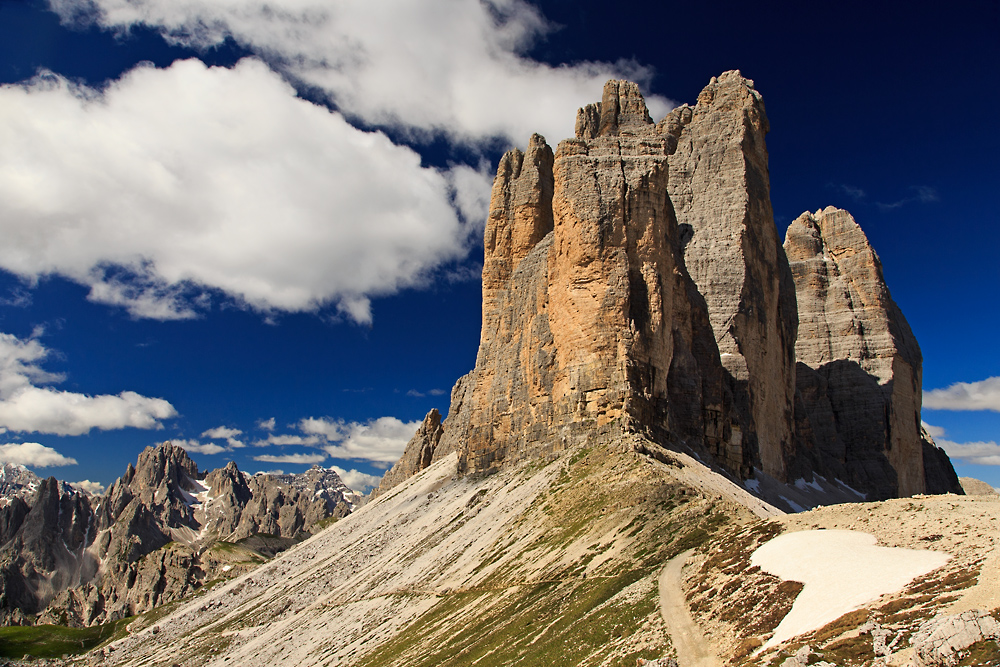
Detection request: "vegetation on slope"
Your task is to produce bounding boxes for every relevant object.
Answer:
[0,618,129,659]
[355,437,749,667]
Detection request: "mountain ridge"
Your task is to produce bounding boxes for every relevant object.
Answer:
[0,442,362,626]
[379,71,961,507]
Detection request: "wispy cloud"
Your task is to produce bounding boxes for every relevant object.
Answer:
[924,376,1000,412]
[876,186,939,211]
[0,441,77,467]
[0,330,175,436]
[252,452,326,465]
[50,0,673,145]
[827,183,867,201]
[0,286,32,308]
[330,465,382,493]
[921,422,1000,467]
[256,417,275,432]
[255,434,322,447]
[173,439,229,455]
[406,388,447,398]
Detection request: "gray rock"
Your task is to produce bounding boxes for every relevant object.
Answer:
[1,442,360,626]
[910,609,1000,666]
[958,476,997,496]
[665,71,799,483]
[380,74,960,511]
[785,207,962,498]
[375,409,443,496]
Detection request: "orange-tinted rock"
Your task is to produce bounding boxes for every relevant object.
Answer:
[385,80,745,485]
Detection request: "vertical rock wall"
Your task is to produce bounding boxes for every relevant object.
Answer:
[784,207,955,498]
[381,80,747,496]
[379,73,960,502]
[663,72,799,481]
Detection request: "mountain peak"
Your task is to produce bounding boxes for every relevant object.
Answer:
[380,74,959,505]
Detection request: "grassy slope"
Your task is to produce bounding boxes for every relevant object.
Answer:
[0,619,129,659]
[354,439,749,667]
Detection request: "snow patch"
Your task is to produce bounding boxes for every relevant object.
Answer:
[751,530,950,651]
[834,478,867,499]
[778,495,806,513]
[794,477,824,493]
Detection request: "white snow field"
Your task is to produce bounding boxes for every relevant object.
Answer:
[750,529,951,650]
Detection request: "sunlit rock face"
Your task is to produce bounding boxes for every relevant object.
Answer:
[784,206,960,498]
[383,76,767,491]
[379,73,960,502]
[662,71,799,482]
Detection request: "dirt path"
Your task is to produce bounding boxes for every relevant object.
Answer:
[659,549,722,667]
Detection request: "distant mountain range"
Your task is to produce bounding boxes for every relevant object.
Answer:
[0,443,362,626]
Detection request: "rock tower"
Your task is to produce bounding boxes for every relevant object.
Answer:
[379,73,961,501]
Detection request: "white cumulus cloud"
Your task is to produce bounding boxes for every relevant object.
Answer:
[937,440,1000,466]
[0,331,176,436]
[261,415,420,464]
[0,441,77,467]
[201,425,246,449]
[173,439,230,455]
[49,0,672,145]
[73,479,106,495]
[311,416,420,464]
[924,377,1000,412]
[253,452,326,465]
[0,58,484,323]
[921,422,1000,466]
[330,465,382,494]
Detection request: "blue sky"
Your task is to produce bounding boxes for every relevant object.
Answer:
[0,0,997,492]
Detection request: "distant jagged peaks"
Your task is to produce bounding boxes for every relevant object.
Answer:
[0,441,362,626]
[379,72,960,503]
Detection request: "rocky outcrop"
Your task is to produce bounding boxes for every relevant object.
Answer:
[380,73,960,505]
[910,609,1000,666]
[376,409,444,494]
[784,207,961,498]
[662,71,798,482]
[384,79,746,488]
[0,478,96,624]
[959,477,998,496]
[0,443,360,625]
[0,462,41,501]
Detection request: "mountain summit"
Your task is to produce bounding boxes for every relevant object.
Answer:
[87,74,990,667]
[380,72,960,504]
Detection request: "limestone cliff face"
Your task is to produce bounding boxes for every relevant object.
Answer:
[376,409,444,493]
[380,73,960,503]
[784,207,961,498]
[662,72,798,481]
[380,79,746,497]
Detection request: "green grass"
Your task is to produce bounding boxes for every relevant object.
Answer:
[311,515,340,532]
[0,618,130,659]
[355,568,665,667]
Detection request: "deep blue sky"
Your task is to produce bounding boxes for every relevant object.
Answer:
[0,0,997,490]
